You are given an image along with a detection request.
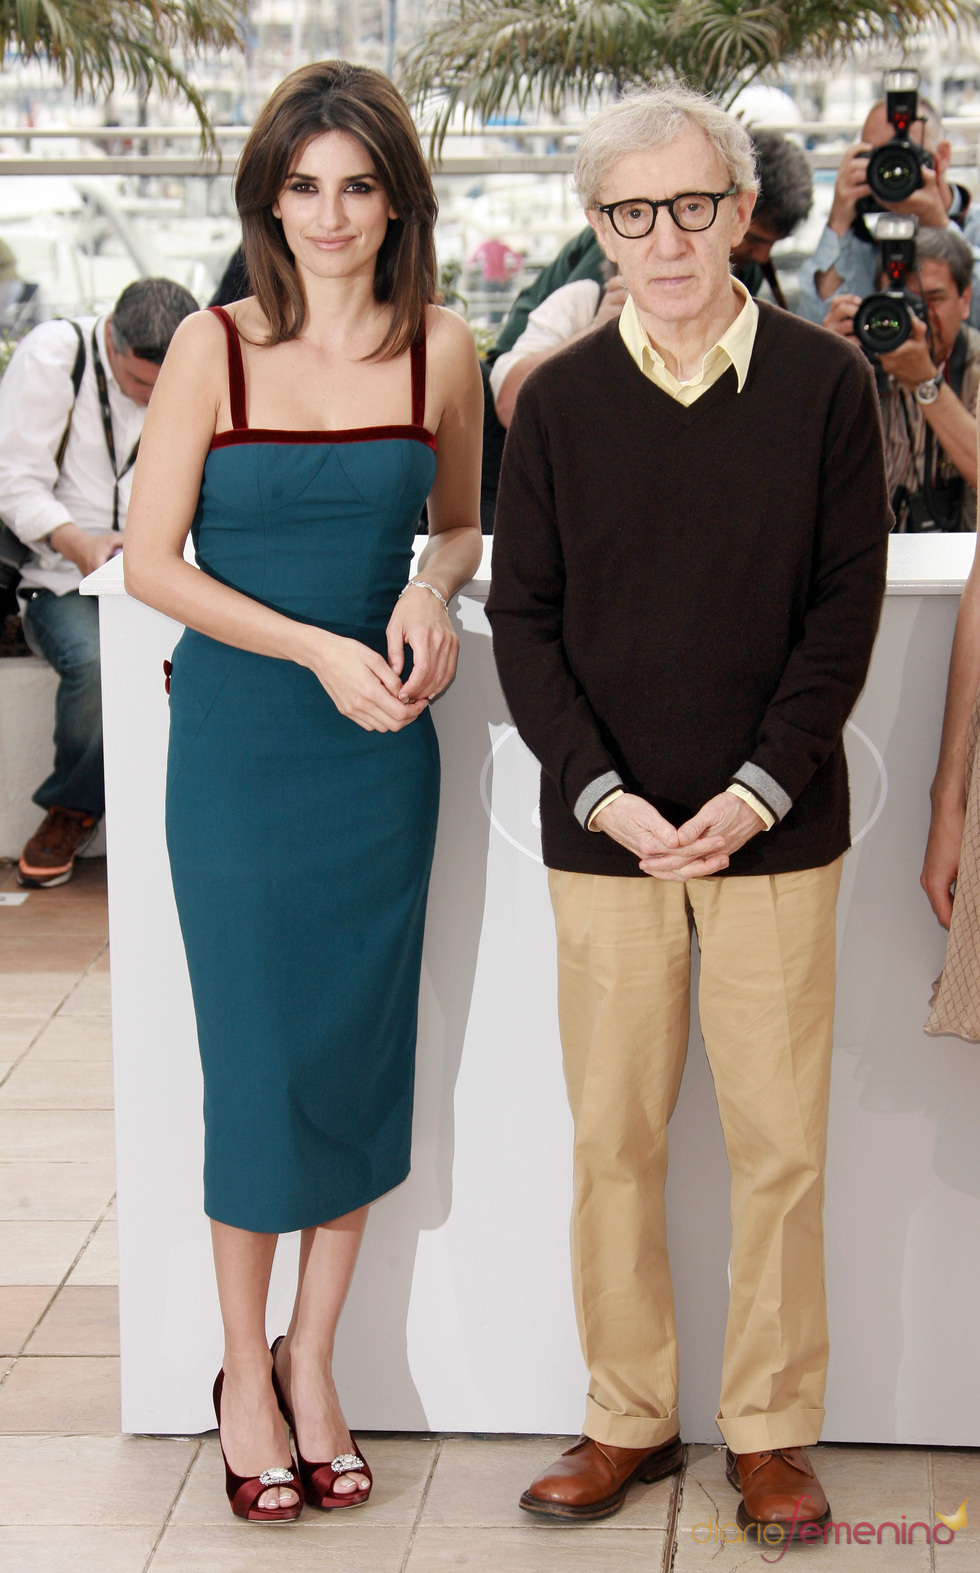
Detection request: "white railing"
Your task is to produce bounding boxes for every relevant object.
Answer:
[4,119,980,177]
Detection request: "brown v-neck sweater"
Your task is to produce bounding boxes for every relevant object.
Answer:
[486,302,892,878]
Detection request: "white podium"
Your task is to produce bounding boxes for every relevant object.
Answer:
[84,533,980,1445]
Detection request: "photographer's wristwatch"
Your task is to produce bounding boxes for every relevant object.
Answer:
[913,374,942,405]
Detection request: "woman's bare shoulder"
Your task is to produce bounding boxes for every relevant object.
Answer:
[221,296,274,342]
[163,306,229,370]
[426,303,476,350]
[424,304,479,381]
[163,298,272,383]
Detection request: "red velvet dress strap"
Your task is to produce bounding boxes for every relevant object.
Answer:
[208,305,248,430]
[410,335,426,428]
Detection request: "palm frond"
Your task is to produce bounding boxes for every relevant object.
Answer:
[402,0,674,152]
[0,0,246,148]
[779,0,980,57]
[401,0,980,147]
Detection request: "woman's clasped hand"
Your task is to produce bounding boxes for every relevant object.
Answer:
[304,579,459,731]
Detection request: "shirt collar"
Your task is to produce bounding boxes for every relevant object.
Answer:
[94,316,120,392]
[619,277,759,393]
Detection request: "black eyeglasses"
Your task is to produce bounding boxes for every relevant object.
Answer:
[596,188,738,239]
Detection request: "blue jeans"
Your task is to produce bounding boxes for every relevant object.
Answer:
[22,589,104,819]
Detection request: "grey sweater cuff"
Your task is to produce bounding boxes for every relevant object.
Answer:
[574,771,624,830]
[730,763,792,823]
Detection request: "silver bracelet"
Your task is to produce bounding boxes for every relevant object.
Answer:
[399,578,448,610]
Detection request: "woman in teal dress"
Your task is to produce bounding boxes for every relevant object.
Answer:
[124,62,483,1523]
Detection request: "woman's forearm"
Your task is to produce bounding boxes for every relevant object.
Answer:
[124,551,323,669]
[931,561,980,811]
[414,526,483,601]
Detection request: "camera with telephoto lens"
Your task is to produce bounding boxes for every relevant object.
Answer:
[863,71,933,203]
[854,215,926,356]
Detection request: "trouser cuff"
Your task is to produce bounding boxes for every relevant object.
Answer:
[585,1395,681,1449]
[717,1407,824,1454]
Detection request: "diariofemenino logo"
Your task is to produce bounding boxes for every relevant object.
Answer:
[691,1497,967,1562]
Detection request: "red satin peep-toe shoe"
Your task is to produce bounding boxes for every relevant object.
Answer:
[213,1369,304,1522]
[270,1336,373,1510]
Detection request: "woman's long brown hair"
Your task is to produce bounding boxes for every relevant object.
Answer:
[236,61,438,360]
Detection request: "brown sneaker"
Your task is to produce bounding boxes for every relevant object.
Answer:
[18,806,97,888]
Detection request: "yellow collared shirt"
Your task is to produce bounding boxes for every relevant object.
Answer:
[618,277,759,405]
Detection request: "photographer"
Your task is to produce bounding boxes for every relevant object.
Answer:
[0,278,197,886]
[490,264,628,427]
[823,224,979,532]
[799,90,980,328]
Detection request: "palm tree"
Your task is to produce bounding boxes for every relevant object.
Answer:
[0,0,246,145]
[401,0,980,150]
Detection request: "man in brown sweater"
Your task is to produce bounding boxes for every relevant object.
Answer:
[487,87,891,1540]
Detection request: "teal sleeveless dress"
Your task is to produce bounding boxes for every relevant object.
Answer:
[165,306,440,1233]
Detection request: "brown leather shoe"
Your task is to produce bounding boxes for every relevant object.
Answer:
[726,1448,831,1541]
[520,1433,684,1521]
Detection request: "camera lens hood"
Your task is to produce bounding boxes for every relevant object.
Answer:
[866,140,924,204]
[854,291,913,355]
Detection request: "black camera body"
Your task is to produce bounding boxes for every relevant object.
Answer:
[862,70,933,205]
[854,215,925,357]
[853,70,934,238]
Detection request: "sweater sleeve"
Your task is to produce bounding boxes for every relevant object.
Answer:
[486,378,624,826]
[732,349,890,814]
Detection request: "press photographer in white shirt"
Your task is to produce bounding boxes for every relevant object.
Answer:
[0,278,197,887]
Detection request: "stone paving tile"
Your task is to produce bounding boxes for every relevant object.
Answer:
[58,972,112,1016]
[0,1526,156,1573]
[29,1013,113,1060]
[0,936,106,973]
[0,892,108,939]
[675,1444,933,1571]
[0,1219,93,1284]
[0,1017,49,1056]
[405,1525,667,1570]
[934,1540,980,1569]
[0,1059,114,1109]
[67,1218,118,1285]
[0,1108,115,1161]
[0,858,107,917]
[816,1443,932,1520]
[673,1523,931,1570]
[0,1433,196,1523]
[173,1434,438,1528]
[150,1523,413,1571]
[0,974,80,1016]
[24,1285,119,1355]
[932,1450,980,1537]
[0,897,109,936]
[0,1160,116,1221]
[0,1354,120,1433]
[421,1435,675,1530]
[0,1285,56,1353]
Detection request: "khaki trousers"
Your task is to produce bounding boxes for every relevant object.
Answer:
[549,858,842,1455]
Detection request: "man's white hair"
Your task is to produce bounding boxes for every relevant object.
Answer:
[574,86,759,210]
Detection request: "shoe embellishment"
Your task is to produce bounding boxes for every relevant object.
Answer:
[331,1453,365,1474]
[258,1467,295,1487]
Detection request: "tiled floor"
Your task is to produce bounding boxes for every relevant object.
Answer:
[1,859,979,1571]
